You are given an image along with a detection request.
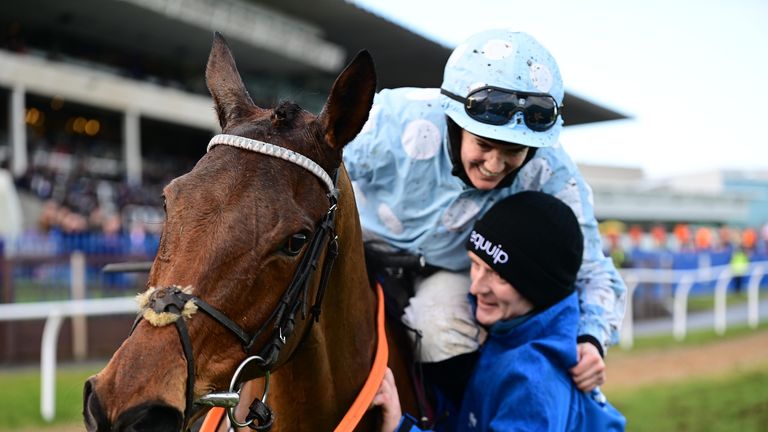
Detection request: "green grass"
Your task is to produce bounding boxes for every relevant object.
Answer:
[11,279,142,303]
[2,325,768,430]
[608,366,768,432]
[0,363,104,431]
[12,282,72,302]
[687,291,751,313]
[4,362,768,432]
[613,321,768,355]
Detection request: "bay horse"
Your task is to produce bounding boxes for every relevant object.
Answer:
[83,33,416,431]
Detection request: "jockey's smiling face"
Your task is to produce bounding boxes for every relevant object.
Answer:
[468,251,534,326]
[460,130,529,190]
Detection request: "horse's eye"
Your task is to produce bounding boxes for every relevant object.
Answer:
[281,232,309,256]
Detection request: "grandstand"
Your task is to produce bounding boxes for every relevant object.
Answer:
[0,0,625,231]
[2,0,766,362]
[3,0,767,278]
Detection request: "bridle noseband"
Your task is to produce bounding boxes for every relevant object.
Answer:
[133,134,341,430]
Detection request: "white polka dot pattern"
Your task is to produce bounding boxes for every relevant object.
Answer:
[441,197,481,231]
[516,157,553,190]
[378,203,404,234]
[351,181,367,206]
[529,63,554,93]
[482,39,514,60]
[406,88,441,100]
[359,105,381,135]
[555,178,585,223]
[401,119,441,160]
[585,182,595,207]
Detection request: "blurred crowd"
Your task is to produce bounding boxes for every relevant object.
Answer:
[602,221,768,270]
[16,145,166,239]
[13,139,768,265]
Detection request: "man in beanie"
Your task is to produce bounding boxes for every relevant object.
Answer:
[345,29,625,399]
[374,192,625,432]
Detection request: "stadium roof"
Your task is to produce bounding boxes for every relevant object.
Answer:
[0,0,627,125]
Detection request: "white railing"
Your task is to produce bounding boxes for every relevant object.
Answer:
[0,297,137,422]
[618,262,766,349]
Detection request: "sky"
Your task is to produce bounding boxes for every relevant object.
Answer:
[351,0,768,179]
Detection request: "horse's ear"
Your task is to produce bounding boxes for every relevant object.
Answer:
[205,32,257,131]
[317,50,377,152]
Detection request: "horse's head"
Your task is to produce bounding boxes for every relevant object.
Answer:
[83,32,376,431]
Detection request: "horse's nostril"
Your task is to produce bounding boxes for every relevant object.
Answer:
[116,403,184,432]
[83,377,109,432]
[83,377,183,432]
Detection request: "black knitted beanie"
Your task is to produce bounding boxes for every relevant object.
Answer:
[465,191,584,310]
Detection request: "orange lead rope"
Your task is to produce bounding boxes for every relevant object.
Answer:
[199,407,225,432]
[334,282,389,432]
[199,283,389,432]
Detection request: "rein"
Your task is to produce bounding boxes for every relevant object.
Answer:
[333,282,389,432]
[133,134,342,430]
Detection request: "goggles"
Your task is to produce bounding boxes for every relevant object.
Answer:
[441,86,561,132]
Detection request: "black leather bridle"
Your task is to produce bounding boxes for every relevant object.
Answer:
[132,134,342,430]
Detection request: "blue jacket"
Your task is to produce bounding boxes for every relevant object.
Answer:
[452,293,625,431]
[395,294,625,432]
[343,87,626,349]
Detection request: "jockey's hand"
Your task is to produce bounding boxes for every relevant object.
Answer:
[371,367,402,432]
[570,342,606,392]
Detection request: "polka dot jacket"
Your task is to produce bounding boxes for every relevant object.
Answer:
[343,87,627,350]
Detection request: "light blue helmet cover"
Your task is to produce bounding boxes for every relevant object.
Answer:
[441,30,564,148]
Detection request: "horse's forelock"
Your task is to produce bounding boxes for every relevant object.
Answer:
[222,109,337,177]
[271,101,303,129]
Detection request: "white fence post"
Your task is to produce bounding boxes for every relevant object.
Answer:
[748,265,764,329]
[70,252,88,361]
[620,260,768,346]
[714,269,731,335]
[698,253,712,281]
[620,274,639,349]
[40,310,64,422]
[0,298,138,422]
[672,275,694,341]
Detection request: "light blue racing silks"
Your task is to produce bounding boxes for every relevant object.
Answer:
[343,87,626,350]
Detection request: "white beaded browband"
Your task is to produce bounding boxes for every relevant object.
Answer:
[207,134,336,196]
